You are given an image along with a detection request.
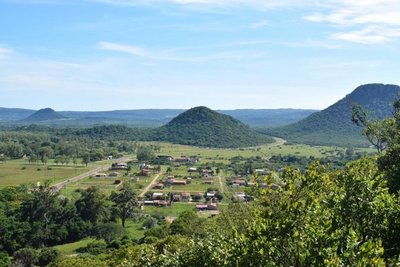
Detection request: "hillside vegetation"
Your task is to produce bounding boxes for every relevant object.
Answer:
[152,106,273,148]
[264,83,400,146]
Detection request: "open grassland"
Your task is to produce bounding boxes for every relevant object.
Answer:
[0,160,89,188]
[146,142,375,164]
[0,159,114,188]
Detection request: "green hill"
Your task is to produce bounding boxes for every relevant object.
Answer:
[265,84,400,146]
[152,106,273,148]
[21,108,67,122]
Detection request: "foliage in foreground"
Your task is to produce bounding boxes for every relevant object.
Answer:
[53,158,400,266]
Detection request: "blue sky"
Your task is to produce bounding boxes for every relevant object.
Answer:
[0,0,399,111]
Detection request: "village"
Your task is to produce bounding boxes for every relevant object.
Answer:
[88,154,281,218]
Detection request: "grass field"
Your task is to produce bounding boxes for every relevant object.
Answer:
[53,238,95,256]
[146,142,375,164]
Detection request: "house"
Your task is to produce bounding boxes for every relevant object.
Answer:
[206,192,215,198]
[143,200,155,205]
[166,179,187,185]
[140,169,152,176]
[174,156,200,163]
[196,203,217,211]
[232,179,246,186]
[254,169,269,176]
[153,183,165,190]
[188,167,198,173]
[95,173,107,177]
[109,171,119,177]
[111,162,128,170]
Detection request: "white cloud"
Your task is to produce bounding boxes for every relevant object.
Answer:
[304,0,400,44]
[98,41,266,62]
[251,20,269,29]
[0,47,14,58]
[331,26,400,44]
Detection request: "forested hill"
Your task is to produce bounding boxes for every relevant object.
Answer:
[21,108,66,122]
[152,106,273,148]
[265,83,400,146]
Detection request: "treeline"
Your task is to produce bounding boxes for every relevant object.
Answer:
[0,125,147,164]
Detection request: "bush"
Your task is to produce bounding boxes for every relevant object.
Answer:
[13,248,37,267]
[38,247,59,266]
[76,240,107,255]
[93,222,126,243]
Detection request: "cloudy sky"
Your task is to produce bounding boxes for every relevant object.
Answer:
[0,0,399,111]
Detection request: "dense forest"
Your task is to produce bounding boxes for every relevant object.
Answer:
[152,106,273,148]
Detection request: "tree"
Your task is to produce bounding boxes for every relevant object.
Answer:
[136,146,155,162]
[353,100,400,192]
[109,183,139,228]
[81,153,90,167]
[75,186,110,225]
[13,248,37,267]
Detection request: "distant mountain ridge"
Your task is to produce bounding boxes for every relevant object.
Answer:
[0,108,316,127]
[265,83,400,146]
[21,108,67,122]
[152,106,273,148]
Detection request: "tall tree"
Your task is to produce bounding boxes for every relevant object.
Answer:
[75,186,109,225]
[109,183,139,228]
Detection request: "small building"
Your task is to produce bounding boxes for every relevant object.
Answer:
[111,162,128,170]
[206,192,215,198]
[166,179,187,185]
[255,169,269,176]
[144,200,155,205]
[196,203,217,211]
[95,173,107,177]
[188,167,198,173]
[232,179,246,186]
[140,169,152,176]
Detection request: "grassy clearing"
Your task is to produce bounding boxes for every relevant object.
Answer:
[143,202,196,218]
[124,220,146,241]
[53,238,95,256]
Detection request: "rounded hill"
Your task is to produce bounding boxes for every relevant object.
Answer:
[21,108,67,122]
[152,106,273,148]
